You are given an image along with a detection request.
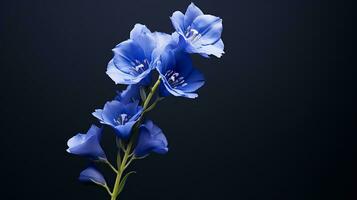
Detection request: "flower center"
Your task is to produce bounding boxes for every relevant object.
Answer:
[132,59,149,74]
[165,70,187,88]
[115,113,129,125]
[185,27,201,43]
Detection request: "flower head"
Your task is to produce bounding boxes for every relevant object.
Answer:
[93,100,142,139]
[134,120,168,157]
[79,166,107,186]
[106,24,157,85]
[157,50,205,98]
[67,125,107,161]
[170,3,224,58]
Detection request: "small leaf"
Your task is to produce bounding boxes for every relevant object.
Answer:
[118,171,136,195]
[140,88,147,102]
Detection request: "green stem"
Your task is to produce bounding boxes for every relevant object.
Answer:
[143,78,161,110]
[105,160,118,174]
[111,143,131,200]
[110,77,161,200]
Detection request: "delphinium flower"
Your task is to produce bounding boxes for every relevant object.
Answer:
[106,24,157,85]
[157,49,205,98]
[170,3,224,58]
[67,125,107,161]
[134,120,168,157]
[92,100,142,139]
[67,3,224,200]
[79,165,107,186]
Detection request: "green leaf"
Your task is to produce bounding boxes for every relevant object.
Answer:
[118,171,136,195]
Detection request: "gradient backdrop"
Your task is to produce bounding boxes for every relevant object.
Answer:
[0,0,355,199]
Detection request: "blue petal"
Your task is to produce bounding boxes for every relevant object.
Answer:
[156,50,176,75]
[101,101,124,126]
[170,11,185,33]
[151,32,176,62]
[157,51,202,99]
[173,52,194,77]
[79,166,107,186]
[134,120,168,157]
[92,109,103,121]
[112,39,145,74]
[184,3,204,29]
[107,39,153,85]
[115,84,140,104]
[195,39,225,58]
[178,68,205,93]
[106,59,135,85]
[191,14,222,45]
[130,24,156,59]
[114,121,137,139]
[122,101,141,116]
[161,76,200,99]
[67,125,107,160]
[159,81,171,97]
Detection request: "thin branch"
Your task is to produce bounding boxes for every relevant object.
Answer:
[105,160,118,174]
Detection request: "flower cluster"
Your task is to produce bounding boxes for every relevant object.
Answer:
[66,3,223,199]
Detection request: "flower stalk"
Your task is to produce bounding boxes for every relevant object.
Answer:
[111,78,161,200]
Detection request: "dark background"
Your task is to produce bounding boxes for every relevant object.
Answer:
[0,0,355,199]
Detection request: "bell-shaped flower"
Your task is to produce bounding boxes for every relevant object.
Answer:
[66,125,107,161]
[115,84,141,104]
[106,24,157,85]
[134,120,168,157]
[170,3,224,58]
[157,50,205,98]
[79,166,107,186]
[92,100,142,139]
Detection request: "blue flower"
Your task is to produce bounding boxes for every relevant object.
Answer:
[93,100,142,139]
[67,125,107,161]
[151,32,178,59]
[79,166,107,186]
[157,50,205,98]
[134,120,168,157]
[106,24,156,85]
[115,84,141,104]
[170,3,224,58]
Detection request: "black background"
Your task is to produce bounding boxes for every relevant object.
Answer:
[0,0,355,199]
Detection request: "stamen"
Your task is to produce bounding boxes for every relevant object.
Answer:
[185,28,201,43]
[132,59,149,73]
[165,70,186,88]
[115,113,129,125]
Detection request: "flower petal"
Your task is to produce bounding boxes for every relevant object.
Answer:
[115,121,136,139]
[196,40,225,58]
[67,125,107,160]
[156,50,176,75]
[151,32,175,60]
[184,3,204,29]
[79,166,107,186]
[101,101,124,126]
[134,120,168,157]
[191,14,222,45]
[170,11,185,33]
[107,61,135,85]
[112,39,145,74]
[115,84,140,104]
[129,24,156,59]
[178,68,205,93]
